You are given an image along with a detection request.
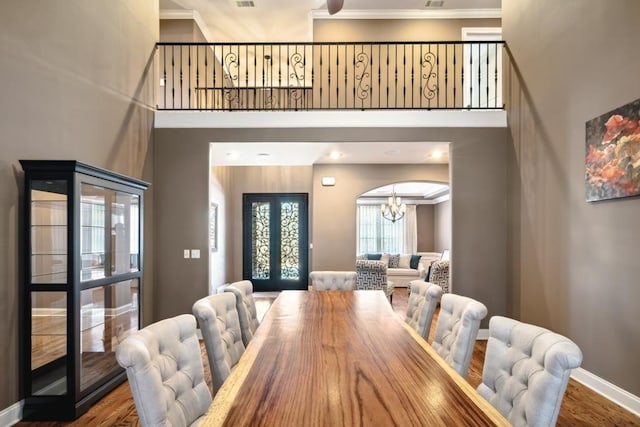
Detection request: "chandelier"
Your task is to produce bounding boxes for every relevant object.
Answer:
[380,186,406,223]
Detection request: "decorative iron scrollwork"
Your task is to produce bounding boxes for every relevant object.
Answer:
[251,202,270,280]
[288,52,306,105]
[355,52,370,101]
[280,202,300,280]
[422,52,438,100]
[223,52,239,84]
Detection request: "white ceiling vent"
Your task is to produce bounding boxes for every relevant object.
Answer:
[425,1,445,7]
[236,0,255,7]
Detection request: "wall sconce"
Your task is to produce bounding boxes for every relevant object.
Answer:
[321,177,336,186]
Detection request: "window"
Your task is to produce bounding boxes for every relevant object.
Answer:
[356,205,405,254]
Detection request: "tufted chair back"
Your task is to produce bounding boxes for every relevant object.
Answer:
[405,281,443,341]
[427,260,450,293]
[432,293,487,377]
[355,259,394,300]
[224,280,259,346]
[309,271,357,291]
[477,316,582,427]
[192,293,246,395]
[115,314,212,427]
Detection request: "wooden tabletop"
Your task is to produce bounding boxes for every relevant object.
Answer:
[203,290,508,426]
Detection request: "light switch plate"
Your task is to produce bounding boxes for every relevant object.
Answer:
[183,249,190,258]
[191,249,201,259]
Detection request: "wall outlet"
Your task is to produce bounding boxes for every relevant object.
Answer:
[191,249,201,259]
[183,249,190,258]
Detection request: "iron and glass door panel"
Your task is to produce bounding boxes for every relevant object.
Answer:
[243,193,308,291]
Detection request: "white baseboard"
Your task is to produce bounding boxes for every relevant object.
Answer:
[0,400,23,426]
[571,367,640,417]
[475,330,640,417]
[476,328,489,340]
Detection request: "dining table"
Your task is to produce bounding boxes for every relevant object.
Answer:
[202,290,508,426]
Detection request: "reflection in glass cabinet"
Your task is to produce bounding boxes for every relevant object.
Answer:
[20,160,148,421]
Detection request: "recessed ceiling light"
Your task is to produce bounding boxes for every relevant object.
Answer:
[257,152,271,157]
[226,151,239,159]
[432,150,443,159]
[329,150,342,160]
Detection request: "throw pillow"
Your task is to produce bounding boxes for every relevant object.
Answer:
[367,253,382,260]
[399,254,411,269]
[356,254,367,260]
[380,253,390,266]
[388,254,400,268]
[424,264,432,282]
[410,254,421,269]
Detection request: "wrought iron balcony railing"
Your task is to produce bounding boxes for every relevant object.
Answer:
[156,41,504,111]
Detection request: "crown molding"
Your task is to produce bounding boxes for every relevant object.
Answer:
[310,8,501,20]
[159,9,213,42]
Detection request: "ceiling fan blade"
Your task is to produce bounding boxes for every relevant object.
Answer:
[327,0,344,15]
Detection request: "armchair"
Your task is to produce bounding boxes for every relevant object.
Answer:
[355,259,394,301]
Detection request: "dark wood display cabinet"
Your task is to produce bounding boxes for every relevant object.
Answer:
[19,160,148,420]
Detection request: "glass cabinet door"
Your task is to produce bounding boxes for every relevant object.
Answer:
[29,180,70,396]
[31,181,68,284]
[80,184,140,281]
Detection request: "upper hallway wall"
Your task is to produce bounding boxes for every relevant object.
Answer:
[313,18,501,42]
[160,19,207,42]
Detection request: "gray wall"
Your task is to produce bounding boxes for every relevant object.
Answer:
[503,0,640,395]
[0,0,157,409]
[224,166,314,283]
[434,199,451,252]
[153,133,210,320]
[416,204,435,251]
[153,127,507,330]
[314,18,500,41]
[312,164,448,271]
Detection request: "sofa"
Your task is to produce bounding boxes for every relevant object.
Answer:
[357,252,441,288]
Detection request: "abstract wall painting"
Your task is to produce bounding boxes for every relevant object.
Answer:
[585,97,640,202]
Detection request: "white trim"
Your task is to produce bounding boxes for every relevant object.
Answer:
[571,367,640,417]
[32,308,66,317]
[432,193,450,204]
[310,9,501,20]
[461,27,503,40]
[0,400,23,426]
[160,9,213,42]
[476,328,489,340]
[155,110,507,129]
[105,303,134,317]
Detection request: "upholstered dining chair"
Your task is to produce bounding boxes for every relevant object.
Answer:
[309,271,357,291]
[192,293,245,395]
[432,293,487,378]
[115,314,212,427]
[355,259,394,301]
[405,281,443,341]
[477,316,583,427]
[224,280,259,347]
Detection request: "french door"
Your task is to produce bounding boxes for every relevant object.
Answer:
[242,193,308,291]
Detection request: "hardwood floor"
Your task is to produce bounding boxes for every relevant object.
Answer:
[14,289,640,426]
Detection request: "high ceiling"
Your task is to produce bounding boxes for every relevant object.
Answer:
[160,0,501,42]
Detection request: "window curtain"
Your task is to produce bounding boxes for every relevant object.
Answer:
[356,205,404,254]
[403,204,417,254]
